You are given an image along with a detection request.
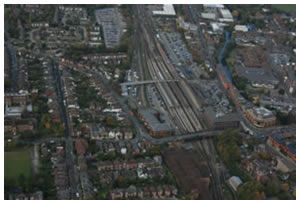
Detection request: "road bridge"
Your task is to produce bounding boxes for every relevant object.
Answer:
[121,79,178,87]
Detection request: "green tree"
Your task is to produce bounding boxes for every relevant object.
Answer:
[217,129,241,165]
[265,177,280,197]
[276,111,291,125]
[237,181,266,200]
[104,116,118,128]
[41,114,51,129]
[278,89,285,95]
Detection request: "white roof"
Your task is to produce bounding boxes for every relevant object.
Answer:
[228,176,242,191]
[210,22,227,32]
[210,22,220,31]
[219,8,233,20]
[203,4,224,9]
[219,18,234,23]
[254,107,273,117]
[234,25,248,32]
[201,12,216,20]
[153,4,176,16]
[6,106,23,113]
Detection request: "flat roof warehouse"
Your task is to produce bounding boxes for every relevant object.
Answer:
[153,4,176,16]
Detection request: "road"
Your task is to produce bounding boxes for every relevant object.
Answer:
[5,40,18,92]
[51,58,81,199]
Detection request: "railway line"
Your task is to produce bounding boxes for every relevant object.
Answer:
[134,5,205,134]
[195,139,224,199]
[143,34,195,133]
[134,23,149,107]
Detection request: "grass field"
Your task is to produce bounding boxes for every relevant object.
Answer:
[4,149,31,180]
[272,4,296,13]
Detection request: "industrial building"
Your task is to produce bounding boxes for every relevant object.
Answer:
[138,108,174,137]
[203,4,224,11]
[152,4,176,16]
[218,8,234,22]
[204,106,240,130]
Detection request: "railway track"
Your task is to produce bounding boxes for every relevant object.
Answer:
[143,35,195,133]
[134,5,205,134]
[196,140,224,199]
[134,23,149,107]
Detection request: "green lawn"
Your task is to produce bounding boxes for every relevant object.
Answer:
[272,4,296,13]
[5,149,31,180]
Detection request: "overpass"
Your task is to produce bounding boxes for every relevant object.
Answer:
[120,79,178,87]
[140,129,223,145]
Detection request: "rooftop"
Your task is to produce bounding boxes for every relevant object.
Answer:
[153,4,176,16]
[203,4,224,9]
[201,12,216,20]
[219,8,233,20]
[205,106,239,123]
[270,133,296,154]
[138,108,174,132]
[253,107,274,119]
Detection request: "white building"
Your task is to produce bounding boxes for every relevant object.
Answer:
[210,22,227,33]
[153,4,176,16]
[228,176,243,191]
[234,25,249,32]
[5,106,23,118]
[177,17,197,31]
[219,9,234,22]
[201,12,216,20]
[203,4,224,10]
[103,108,122,113]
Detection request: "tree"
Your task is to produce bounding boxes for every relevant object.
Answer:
[4,79,11,91]
[104,116,118,128]
[96,189,109,199]
[278,89,285,95]
[232,74,248,91]
[237,181,266,200]
[115,175,126,188]
[41,114,51,129]
[280,183,289,192]
[217,129,241,165]
[257,151,272,161]
[52,123,64,135]
[276,111,292,125]
[88,140,98,154]
[265,177,280,197]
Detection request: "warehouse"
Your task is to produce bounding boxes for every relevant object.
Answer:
[138,108,174,137]
[204,106,240,130]
[218,8,234,22]
[152,4,176,16]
